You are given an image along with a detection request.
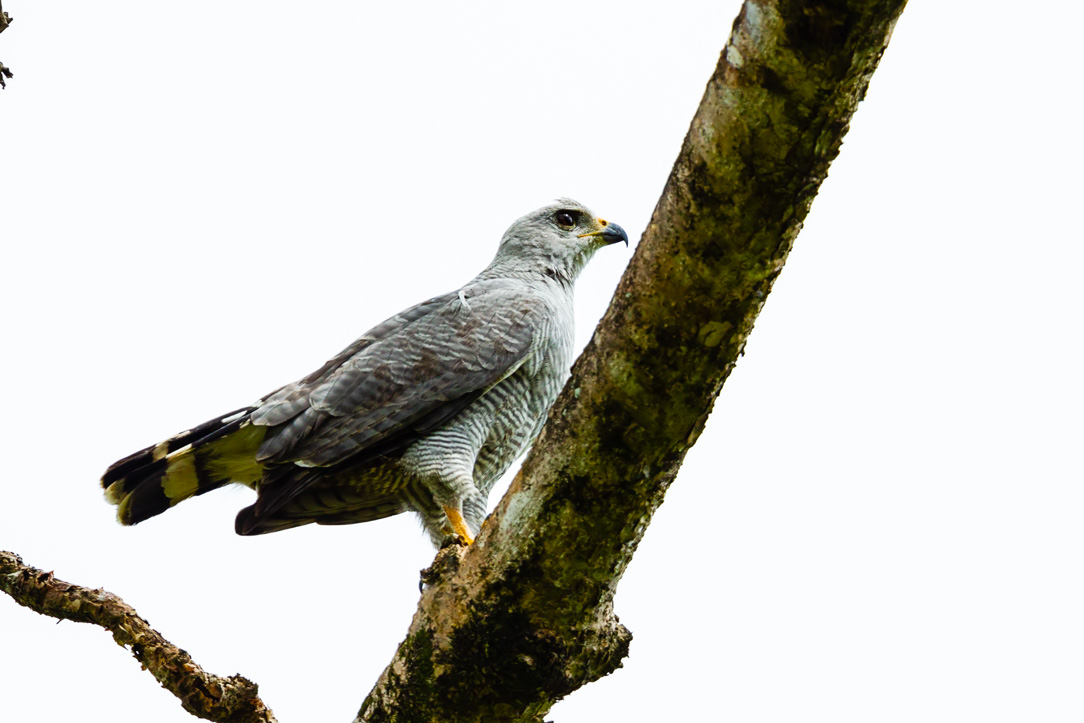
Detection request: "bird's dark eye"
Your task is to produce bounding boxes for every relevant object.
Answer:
[555,211,577,228]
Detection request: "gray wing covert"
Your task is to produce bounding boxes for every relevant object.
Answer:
[250,290,459,428]
[251,280,543,469]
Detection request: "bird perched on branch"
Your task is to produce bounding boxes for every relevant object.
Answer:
[101,200,628,547]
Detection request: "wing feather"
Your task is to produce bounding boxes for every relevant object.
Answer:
[252,280,543,468]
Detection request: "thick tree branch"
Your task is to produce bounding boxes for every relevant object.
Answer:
[0,551,276,723]
[358,1,907,721]
[0,1,12,88]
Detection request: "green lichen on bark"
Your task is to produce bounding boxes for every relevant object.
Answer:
[360,545,631,723]
[357,1,906,721]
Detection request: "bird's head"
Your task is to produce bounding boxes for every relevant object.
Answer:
[483,199,628,284]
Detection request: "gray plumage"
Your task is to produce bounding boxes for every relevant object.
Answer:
[101,199,628,546]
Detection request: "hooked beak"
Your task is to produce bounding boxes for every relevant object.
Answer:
[578,219,629,247]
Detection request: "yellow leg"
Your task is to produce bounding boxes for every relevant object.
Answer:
[442,506,474,545]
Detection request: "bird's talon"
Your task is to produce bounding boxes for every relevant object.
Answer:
[442,505,474,546]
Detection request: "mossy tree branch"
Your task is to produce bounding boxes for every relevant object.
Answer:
[0,551,276,723]
[356,1,907,721]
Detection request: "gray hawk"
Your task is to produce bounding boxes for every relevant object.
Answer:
[101,200,628,546]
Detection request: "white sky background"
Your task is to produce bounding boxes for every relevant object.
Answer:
[2,1,1082,721]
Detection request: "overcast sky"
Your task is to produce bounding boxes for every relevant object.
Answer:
[2,2,1082,722]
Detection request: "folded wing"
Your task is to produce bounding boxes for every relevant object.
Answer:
[243,280,543,525]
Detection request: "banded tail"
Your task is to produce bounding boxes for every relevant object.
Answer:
[101,407,266,525]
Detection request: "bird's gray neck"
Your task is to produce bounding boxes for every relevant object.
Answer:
[475,249,596,288]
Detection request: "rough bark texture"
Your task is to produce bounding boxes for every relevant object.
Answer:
[0,551,276,723]
[356,1,907,721]
[0,1,12,88]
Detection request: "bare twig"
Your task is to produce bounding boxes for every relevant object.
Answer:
[0,551,277,723]
[0,1,13,89]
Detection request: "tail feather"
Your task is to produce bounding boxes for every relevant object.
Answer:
[235,463,406,535]
[101,408,265,526]
[101,407,253,487]
[235,498,406,536]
